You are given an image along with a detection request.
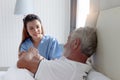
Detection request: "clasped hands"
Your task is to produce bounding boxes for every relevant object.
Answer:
[17,47,44,74]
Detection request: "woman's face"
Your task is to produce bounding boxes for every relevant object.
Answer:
[26,20,43,40]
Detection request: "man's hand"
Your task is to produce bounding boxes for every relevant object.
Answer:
[17,47,44,74]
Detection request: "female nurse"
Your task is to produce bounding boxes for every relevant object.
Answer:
[19,14,62,60]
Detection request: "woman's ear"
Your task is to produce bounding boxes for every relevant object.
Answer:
[71,38,80,50]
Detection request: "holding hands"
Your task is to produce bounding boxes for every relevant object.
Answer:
[17,47,44,74]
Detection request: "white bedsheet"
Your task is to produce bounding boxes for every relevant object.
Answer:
[0,65,111,80]
[0,68,111,80]
[0,66,35,80]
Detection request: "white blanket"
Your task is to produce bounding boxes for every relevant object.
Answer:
[0,66,35,80]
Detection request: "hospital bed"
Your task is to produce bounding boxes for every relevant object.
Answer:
[0,61,111,80]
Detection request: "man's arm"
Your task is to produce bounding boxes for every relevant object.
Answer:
[17,47,44,74]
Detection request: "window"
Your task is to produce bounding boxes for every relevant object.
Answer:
[76,0,90,28]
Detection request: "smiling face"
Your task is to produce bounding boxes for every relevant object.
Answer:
[26,20,43,40]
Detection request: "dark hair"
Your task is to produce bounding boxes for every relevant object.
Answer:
[23,14,42,29]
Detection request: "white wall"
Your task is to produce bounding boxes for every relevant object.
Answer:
[0,0,22,67]
[34,0,70,44]
[0,0,70,67]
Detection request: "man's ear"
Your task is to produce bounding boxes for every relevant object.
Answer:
[71,38,80,50]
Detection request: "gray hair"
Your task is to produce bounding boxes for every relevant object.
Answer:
[71,27,97,57]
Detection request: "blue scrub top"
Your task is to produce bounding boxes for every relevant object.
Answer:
[20,35,62,60]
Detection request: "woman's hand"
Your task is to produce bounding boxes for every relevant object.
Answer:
[17,47,44,74]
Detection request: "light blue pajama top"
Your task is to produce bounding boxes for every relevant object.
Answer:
[20,35,62,60]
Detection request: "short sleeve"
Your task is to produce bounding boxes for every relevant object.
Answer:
[20,44,27,52]
[48,38,62,59]
[19,38,33,52]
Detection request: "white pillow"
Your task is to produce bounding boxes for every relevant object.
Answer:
[87,69,111,80]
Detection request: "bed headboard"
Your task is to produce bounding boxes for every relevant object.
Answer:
[92,3,120,80]
[85,0,120,80]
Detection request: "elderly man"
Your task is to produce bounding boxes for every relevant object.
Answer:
[17,27,97,80]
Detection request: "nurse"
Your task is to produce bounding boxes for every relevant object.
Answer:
[18,14,62,60]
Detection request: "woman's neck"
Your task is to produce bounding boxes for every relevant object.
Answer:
[32,35,43,48]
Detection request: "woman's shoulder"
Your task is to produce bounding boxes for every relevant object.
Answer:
[43,35,58,44]
[20,38,33,51]
[44,35,56,40]
[21,38,32,45]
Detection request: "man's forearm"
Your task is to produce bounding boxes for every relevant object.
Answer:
[28,56,41,74]
[17,53,44,74]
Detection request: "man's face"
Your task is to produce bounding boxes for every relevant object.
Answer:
[63,35,72,57]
